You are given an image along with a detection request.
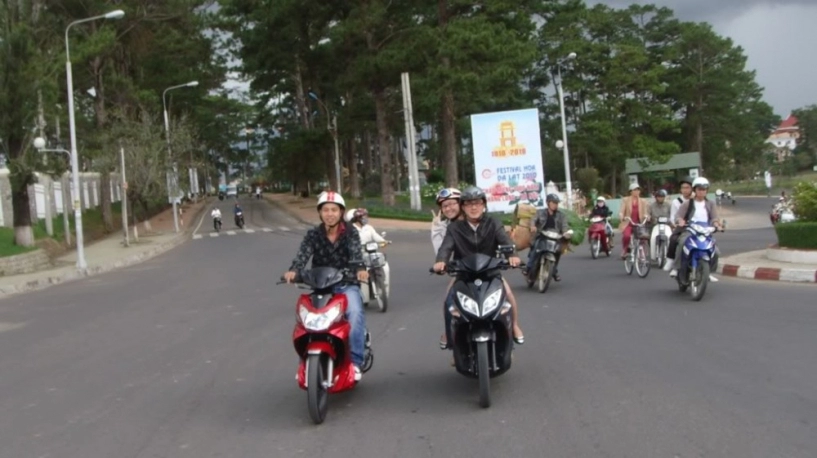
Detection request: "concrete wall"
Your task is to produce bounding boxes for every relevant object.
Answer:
[0,250,51,276]
[0,167,122,228]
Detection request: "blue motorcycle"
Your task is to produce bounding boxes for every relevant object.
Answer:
[677,222,719,301]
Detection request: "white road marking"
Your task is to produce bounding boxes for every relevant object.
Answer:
[209,232,219,237]
[193,234,203,240]
[226,230,237,236]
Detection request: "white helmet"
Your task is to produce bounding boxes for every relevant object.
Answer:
[344,209,356,222]
[629,183,641,191]
[692,177,710,189]
[596,196,606,202]
[316,191,346,211]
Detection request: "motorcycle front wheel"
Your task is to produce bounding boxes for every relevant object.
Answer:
[538,257,554,293]
[477,341,491,408]
[373,270,388,313]
[306,354,328,424]
[690,262,710,301]
[590,238,600,259]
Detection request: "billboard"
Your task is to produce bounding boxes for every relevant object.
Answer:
[470,108,545,213]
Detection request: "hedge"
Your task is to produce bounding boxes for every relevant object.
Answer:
[774,221,817,249]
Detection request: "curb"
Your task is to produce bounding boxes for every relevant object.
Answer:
[717,263,817,283]
[0,200,210,300]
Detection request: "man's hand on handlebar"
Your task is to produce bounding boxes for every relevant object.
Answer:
[433,261,447,273]
[508,256,521,268]
[357,270,370,282]
[283,271,297,284]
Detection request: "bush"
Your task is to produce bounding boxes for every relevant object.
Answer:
[792,181,817,222]
[775,221,817,249]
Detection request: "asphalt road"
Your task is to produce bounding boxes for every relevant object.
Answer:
[0,196,814,458]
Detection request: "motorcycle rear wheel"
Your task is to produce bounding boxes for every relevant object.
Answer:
[477,341,491,408]
[306,354,328,424]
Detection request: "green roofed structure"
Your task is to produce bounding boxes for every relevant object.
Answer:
[624,152,702,193]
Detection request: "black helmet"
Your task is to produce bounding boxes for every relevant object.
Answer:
[679,176,693,186]
[655,189,668,197]
[459,186,487,205]
[546,193,561,203]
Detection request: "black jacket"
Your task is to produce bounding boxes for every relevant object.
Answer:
[590,205,612,218]
[435,215,515,263]
[289,221,365,272]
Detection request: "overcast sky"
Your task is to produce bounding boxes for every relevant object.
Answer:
[591,0,817,117]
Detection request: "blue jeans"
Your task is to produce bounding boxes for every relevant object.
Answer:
[444,287,456,344]
[334,284,365,367]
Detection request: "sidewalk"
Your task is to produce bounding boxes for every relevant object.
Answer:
[717,250,817,283]
[265,193,431,231]
[0,198,210,299]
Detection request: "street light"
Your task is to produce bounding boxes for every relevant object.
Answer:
[307,92,341,192]
[555,51,577,209]
[162,80,198,233]
[65,9,125,271]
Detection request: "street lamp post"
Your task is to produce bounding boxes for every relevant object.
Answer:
[162,80,198,233]
[65,9,125,271]
[308,92,342,192]
[555,51,577,209]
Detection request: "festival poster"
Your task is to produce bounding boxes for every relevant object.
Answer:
[470,108,545,213]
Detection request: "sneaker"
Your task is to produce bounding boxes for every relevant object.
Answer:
[709,275,719,283]
[353,365,362,382]
[669,269,678,278]
[663,259,675,272]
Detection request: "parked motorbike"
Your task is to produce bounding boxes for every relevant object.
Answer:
[587,216,611,259]
[650,216,672,268]
[676,223,721,301]
[362,237,391,313]
[235,211,245,229]
[526,229,573,293]
[279,267,373,424]
[431,245,519,408]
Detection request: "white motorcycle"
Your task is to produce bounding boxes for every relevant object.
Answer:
[650,216,673,268]
[361,235,391,313]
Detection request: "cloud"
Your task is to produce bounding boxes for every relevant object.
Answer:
[589,1,817,115]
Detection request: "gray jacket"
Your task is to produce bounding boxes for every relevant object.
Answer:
[532,208,569,234]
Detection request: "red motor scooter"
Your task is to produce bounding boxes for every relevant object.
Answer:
[587,216,611,258]
[280,267,373,424]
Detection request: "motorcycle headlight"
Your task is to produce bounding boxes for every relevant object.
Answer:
[298,304,342,331]
[481,289,504,316]
[456,292,480,316]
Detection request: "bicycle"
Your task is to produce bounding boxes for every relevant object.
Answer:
[623,217,651,278]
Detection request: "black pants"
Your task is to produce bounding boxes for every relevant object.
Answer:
[527,247,562,275]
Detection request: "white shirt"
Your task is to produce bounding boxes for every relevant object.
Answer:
[670,196,686,224]
[691,200,709,223]
[211,209,222,218]
[355,224,386,245]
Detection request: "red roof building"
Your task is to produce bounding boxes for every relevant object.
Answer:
[766,115,799,162]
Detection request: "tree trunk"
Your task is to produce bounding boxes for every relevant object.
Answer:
[11,173,35,247]
[294,59,311,129]
[441,86,458,187]
[373,89,395,205]
[349,136,361,198]
[90,50,114,232]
